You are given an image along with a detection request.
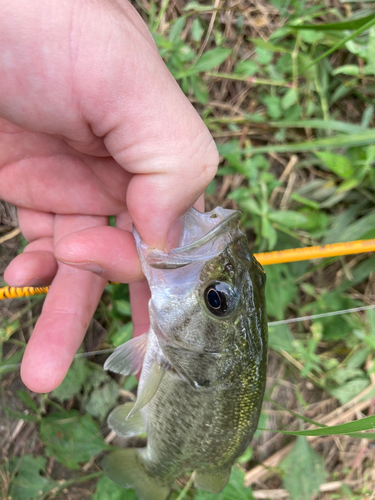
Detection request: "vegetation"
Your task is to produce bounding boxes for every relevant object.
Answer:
[1,1,375,499]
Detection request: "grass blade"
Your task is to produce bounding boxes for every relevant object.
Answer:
[243,129,375,154]
[290,12,375,31]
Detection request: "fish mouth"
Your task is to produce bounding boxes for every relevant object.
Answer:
[133,207,242,269]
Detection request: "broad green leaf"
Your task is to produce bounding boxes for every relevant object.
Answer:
[334,211,375,244]
[52,357,90,402]
[302,290,359,340]
[338,255,375,292]
[190,74,209,104]
[191,18,204,42]
[191,48,231,73]
[40,410,109,469]
[9,455,56,500]
[234,60,259,77]
[268,324,294,353]
[315,151,354,179]
[236,198,262,216]
[269,210,308,229]
[362,104,374,128]
[0,320,19,343]
[265,265,298,320]
[0,349,23,374]
[123,374,138,391]
[290,12,375,31]
[111,322,133,348]
[290,193,319,210]
[347,347,372,370]
[328,368,365,386]
[255,46,274,65]
[262,95,282,119]
[337,178,359,192]
[195,467,255,499]
[297,52,317,79]
[299,29,325,44]
[294,15,375,78]
[281,88,298,110]
[114,299,132,317]
[82,364,119,421]
[368,26,375,73]
[328,378,370,404]
[323,204,358,244]
[168,17,185,43]
[17,390,39,414]
[83,377,119,423]
[249,38,290,53]
[93,476,138,500]
[261,217,277,249]
[332,64,360,76]
[280,437,326,500]
[5,407,39,423]
[237,447,253,464]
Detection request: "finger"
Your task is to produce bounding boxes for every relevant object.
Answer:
[4,237,57,286]
[129,280,151,338]
[20,215,107,393]
[20,266,105,392]
[112,109,218,251]
[54,226,143,283]
[17,208,54,242]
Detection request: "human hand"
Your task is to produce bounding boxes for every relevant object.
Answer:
[0,0,218,392]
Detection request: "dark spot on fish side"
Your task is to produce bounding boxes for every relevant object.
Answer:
[180,315,192,331]
[197,379,211,387]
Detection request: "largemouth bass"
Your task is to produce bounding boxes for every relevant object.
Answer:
[103,207,268,499]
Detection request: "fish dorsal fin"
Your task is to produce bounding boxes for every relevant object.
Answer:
[104,333,148,376]
[108,402,146,437]
[127,360,167,419]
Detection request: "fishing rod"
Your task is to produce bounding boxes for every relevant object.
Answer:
[1,238,375,300]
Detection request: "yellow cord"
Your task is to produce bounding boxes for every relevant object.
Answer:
[1,239,375,300]
[256,238,375,266]
[0,285,50,300]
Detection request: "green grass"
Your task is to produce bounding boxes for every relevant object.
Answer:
[1,1,375,499]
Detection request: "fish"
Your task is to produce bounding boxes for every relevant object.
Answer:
[103,206,268,500]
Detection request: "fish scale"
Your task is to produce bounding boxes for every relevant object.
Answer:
[103,207,268,499]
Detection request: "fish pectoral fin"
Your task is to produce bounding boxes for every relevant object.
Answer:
[104,332,148,376]
[108,402,146,437]
[127,359,167,419]
[194,465,231,494]
[103,449,170,500]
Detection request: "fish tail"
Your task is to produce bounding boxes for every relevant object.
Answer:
[102,449,170,500]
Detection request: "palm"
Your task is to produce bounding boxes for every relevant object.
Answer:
[1,120,131,216]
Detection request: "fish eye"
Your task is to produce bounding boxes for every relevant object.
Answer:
[204,282,233,317]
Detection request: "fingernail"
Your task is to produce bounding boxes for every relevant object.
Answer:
[57,260,105,274]
[165,215,185,252]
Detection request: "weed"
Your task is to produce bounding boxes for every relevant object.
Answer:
[1,1,375,499]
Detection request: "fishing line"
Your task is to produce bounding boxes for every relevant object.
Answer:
[2,305,374,373]
[268,304,375,326]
